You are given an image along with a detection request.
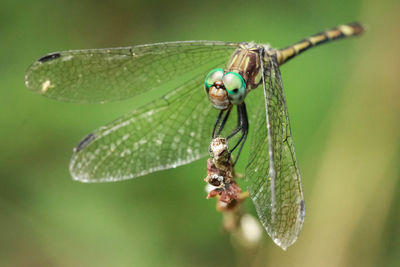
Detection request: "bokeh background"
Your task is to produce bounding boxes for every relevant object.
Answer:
[1,0,399,266]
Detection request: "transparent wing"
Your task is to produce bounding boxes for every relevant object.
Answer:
[25,41,237,103]
[70,72,224,182]
[245,53,305,250]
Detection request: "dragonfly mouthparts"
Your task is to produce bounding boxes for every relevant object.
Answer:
[207,82,230,110]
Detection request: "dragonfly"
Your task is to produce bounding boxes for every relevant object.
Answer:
[25,22,364,250]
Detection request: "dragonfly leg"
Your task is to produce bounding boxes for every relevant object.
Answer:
[212,106,232,138]
[212,110,224,138]
[227,102,249,164]
[232,130,248,165]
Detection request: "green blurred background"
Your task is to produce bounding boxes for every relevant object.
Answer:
[1,0,399,266]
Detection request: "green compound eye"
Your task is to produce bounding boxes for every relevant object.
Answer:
[204,68,224,90]
[222,72,246,104]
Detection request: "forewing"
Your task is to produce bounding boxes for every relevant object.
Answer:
[70,73,221,182]
[25,41,237,103]
[245,54,305,250]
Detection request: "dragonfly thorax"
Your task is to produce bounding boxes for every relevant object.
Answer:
[226,43,263,90]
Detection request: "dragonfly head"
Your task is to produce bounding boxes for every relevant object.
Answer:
[204,68,246,110]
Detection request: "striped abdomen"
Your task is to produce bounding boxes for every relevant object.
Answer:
[276,22,364,65]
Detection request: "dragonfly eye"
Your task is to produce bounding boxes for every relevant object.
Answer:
[204,68,225,91]
[222,72,246,104]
